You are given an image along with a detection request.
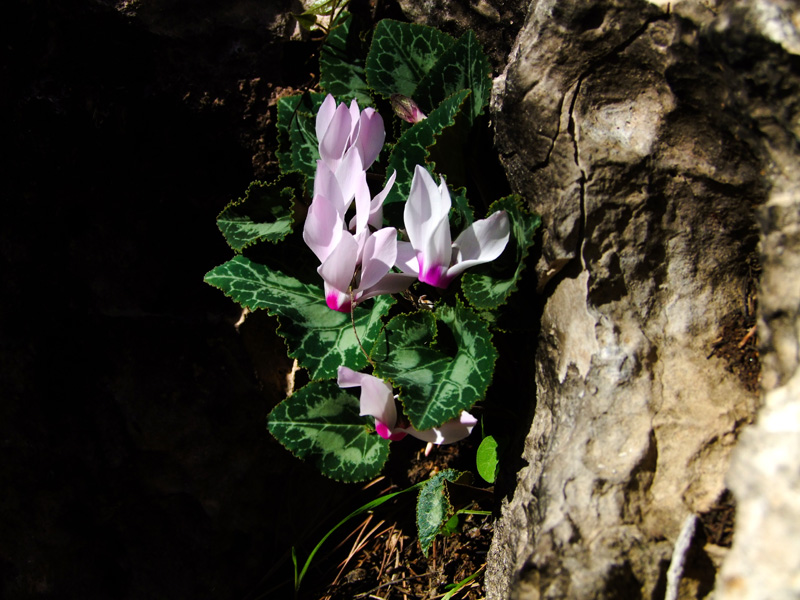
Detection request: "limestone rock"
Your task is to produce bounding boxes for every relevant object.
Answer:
[485,0,787,597]
[712,2,800,598]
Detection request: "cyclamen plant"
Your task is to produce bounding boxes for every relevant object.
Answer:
[305,94,510,442]
[205,12,541,554]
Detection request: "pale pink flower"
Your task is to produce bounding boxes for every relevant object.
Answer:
[337,367,478,443]
[316,94,385,174]
[400,166,510,288]
[304,150,411,312]
[317,226,414,313]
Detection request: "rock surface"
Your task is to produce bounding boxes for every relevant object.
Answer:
[484,0,799,597]
[712,2,800,598]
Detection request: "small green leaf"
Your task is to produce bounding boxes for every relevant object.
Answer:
[441,514,460,535]
[463,196,542,310]
[268,380,390,482]
[383,89,470,205]
[476,435,499,484]
[204,256,394,379]
[365,20,454,99]
[216,175,301,251]
[417,469,463,556]
[298,0,339,17]
[293,12,318,31]
[320,11,372,107]
[414,30,491,125]
[373,302,497,431]
[276,92,326,186]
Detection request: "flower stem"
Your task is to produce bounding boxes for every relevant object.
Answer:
[350,287,376,368]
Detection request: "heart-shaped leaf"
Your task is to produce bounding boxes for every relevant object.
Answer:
[268,379,390,482]
[372,302,496,430]
[476,435,499,484]
[462,195,542,310]
[204,255,394,379]
[383,89,470,205]
[365,19,454,99]
[216,175,302,251]
[276,92,326,189]
[417,469,464,556]
[413,30,490,125]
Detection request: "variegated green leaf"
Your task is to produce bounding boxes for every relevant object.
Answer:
[216,176,301,251]
[372,302,496,431]
[383,89,470,205]
[417,469,463,556]
[413,30,491,125]
[276,92,326,186]
[462,196,542,310]
[449,187,474,235]
[320,11,372,107]
[365,20,454,99]
[204,255,394,379]
[268,380,390,482]
[280,293,394,380]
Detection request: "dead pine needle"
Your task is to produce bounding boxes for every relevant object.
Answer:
[376,524,398,581]
[738,324,757,348]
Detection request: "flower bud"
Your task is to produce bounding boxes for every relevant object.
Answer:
[390,94,427,124]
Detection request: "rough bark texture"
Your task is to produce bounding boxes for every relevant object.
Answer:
[480,0,800,598]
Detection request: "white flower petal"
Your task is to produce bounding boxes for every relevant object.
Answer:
[355,107,385,169]
[335,150,365,213]
[314,160,345,215]
[358,228,397,291]
[319,102,352,170]
[337,365,366,388]
[404,165,451,253]
[358,272,416,303]
[315,94,337,144]
[419,214,453,286]
[403,411,477,445]
[318,232,358,307]
[337,367,397,431]
[347,99,361,144]
[448,210,511,278]
[368,170,396,230]
[395,241,419,275]
[303,194,344,263]
[352,173,372,235]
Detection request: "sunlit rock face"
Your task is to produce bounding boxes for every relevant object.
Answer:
[459,0,800,597]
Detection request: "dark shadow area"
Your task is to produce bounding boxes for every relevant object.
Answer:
[1,1,354,597]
